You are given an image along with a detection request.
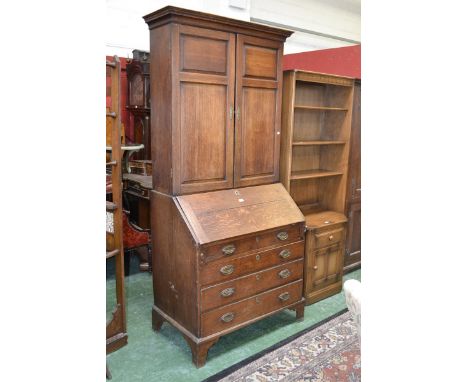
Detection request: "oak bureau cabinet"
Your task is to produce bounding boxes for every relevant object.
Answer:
[150,183,305,367]
[143,6,300,368]
[144,6,292,195]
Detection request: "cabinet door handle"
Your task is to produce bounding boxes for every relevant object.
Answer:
[220,287,235,297]
[222,244,236,256]
[279,249,291,259]
[278,269,291,279]
[278,292,290,302]
[220,264,234,275]
[220,312,235,323]
[313,265,318,270]
[229,106,234,120]
[277,231,288,241]
[329,235,334,241]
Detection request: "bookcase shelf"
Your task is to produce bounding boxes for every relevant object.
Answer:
[294,105,348,111]
[292,140,346,146]
[290,169,343,180]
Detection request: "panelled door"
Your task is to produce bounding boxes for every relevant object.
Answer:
[345,81,361,269]
[309,245,343,292]
[174,25,236,195]
[234,34,283,188]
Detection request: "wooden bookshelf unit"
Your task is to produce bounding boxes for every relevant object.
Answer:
[280,70,354,304]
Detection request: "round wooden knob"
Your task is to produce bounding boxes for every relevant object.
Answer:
[329,235,334,240]
[313,265,318,270]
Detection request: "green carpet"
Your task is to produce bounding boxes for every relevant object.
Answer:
[106,260,360,382]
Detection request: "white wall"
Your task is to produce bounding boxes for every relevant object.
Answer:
[105,0,360,57]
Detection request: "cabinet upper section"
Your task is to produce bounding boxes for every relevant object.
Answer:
[145,7,292,195]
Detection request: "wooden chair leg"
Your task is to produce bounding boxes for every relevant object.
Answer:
[124,250,131,276]
[106,363,112,380]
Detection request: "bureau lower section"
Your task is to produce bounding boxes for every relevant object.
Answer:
[150,186,306,367]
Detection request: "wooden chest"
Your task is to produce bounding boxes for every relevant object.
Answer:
[150,183,305,367]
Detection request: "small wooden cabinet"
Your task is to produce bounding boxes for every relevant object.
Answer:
[344,80,361,272]
[280,70,354,304]
[144,6,292,195]
[150,183,305,367]
[303,211,347,304]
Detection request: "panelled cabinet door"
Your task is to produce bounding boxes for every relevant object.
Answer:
[234,35,283,188]
[345,202,361,267]
[310,246,343,292]
[173,25,236,194]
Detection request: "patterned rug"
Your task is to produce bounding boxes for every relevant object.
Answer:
[206,310,360,382]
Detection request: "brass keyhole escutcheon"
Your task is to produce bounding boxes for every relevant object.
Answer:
[256,274,261,281]
[256,254,261,261]
[256,297,261,304]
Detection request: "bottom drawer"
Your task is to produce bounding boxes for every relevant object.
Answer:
[201,280,303,337]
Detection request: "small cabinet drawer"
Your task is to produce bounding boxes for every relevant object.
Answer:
[200,241,304,286]
[201,259,304,312]
[314,228,344,248]
[201,224,304,263]
[201,280,303,336]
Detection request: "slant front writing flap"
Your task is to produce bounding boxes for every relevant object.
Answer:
[176,183,304,244]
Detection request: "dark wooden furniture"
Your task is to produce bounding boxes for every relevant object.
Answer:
[150,183,306,367]
[280,70,354,304]
[144,6,293,196]
[106,56,128,354]
[123,173,152,271]
[344,79,361,272]
[126,49,151,160]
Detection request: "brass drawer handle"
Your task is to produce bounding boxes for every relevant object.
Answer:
[329,235,334,241]
[277,231,288,241]
[278,269,291,279]
[220,312,235,323]
[220,287,235,297]
[222,244,236,256]
[278,292,290,302]
[220,264,234,275]
[279,249,291,259]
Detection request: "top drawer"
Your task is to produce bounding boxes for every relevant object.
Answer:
[200,224,304,264]
[314,228,344,249]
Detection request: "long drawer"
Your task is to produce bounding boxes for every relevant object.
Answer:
[200,259,303,312]
[199,240,304,286]
[201,280,303,337]
[200,225,303,264]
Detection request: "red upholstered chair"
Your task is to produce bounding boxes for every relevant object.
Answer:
[122,210,152,274]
